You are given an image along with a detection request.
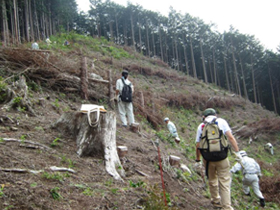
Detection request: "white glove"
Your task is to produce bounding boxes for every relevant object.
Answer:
[234,151,243,162]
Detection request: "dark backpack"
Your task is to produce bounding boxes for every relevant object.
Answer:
[199,118,229,161]
[120,78,132,102]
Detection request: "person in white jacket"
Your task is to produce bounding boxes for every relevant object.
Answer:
[164,117,180,144]
[264,142,274,155]
[230,150,265,207]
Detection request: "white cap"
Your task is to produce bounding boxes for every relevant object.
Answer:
[164,117,169,122]
[239,150,247,157]
[175,137,180,141]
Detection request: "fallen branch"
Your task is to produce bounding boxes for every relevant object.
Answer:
[0,166,76,174]
[135,169,150,177]
[88,77,109,84]
[49,166,76,173]
[2,138,54,152]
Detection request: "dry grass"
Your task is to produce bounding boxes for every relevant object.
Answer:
[236,118,280,139]
[259,161,280,203]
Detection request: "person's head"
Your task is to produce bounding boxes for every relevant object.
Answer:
[122,69,129,79]
[164,117,169,124]
[239,150,247,157]
[202,108,216,119]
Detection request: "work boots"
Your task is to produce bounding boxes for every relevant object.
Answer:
[260,198,265,207]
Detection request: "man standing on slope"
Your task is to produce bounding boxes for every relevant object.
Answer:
[195,108,240,210]
[230,150,265,207]
[164,117,180,144]
[116,69,135,127]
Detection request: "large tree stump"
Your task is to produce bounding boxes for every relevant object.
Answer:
[1,75,36,116]
[53,110,125,180]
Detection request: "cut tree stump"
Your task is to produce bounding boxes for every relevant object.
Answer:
[169,155,181,166]
[130,123,140,133]
[53,110,125,180]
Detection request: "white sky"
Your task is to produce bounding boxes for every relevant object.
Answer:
[76,0,280,52]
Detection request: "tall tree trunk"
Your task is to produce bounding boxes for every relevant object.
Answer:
[174,37,179,71]
[212,48,217,85]
[24,0,30,42]
[223,55,230,91]
[200,40,208,83]
[189,36,197,78]
[48,3,52,36]
[109,21,114,42]
[208,58,213,83]
[238,54,248,99]
[13,0,19,45]
[115,11,119,44]
[268,66,277,113]
[152,31,156,57]
[183,45,189,75]
[230,40,241,95]
[137,15,142,54]
[2,0,9,46]
[28,0,34,41]
[164,33,168,63]
[123,21,127,46]
[145,21,150,56]
[159,26,164,61]
[130,11,135,51]
[33,0,40,41]
[10,5,15,45]
[250,54,257,103]
[41,0,46,40]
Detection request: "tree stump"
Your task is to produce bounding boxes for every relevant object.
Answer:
[169,155,181,166]
[130,123,140,133]
[53,110,125,180]
[1,75,36,116]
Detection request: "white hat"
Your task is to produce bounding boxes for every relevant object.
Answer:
[239,150,247,157]
[164,117,169,122]
[175,137,180,141]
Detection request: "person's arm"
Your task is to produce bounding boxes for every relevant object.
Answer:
[196,142,201,162]
[230,162,241,173]
[116,79,120,96]
[225,130,239,152]
[195,124,203,162]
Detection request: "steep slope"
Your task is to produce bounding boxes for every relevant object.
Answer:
[0,38,279,210]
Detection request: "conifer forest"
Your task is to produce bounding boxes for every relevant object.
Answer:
[1,0,280,113]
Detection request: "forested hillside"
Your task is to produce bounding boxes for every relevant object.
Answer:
[1,0,280,113]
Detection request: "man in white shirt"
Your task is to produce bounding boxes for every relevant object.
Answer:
[195,108,240,210]
[115,69,135,127]
[230,150,265,207]
[164,117,180,144]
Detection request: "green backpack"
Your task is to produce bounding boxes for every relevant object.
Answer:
[199,118,229,161]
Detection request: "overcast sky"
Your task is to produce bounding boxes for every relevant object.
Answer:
[76,0,280,52]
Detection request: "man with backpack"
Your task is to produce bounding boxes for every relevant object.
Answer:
[195,108,241,210]
[230,150,265,207]
[115,69,135,127]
